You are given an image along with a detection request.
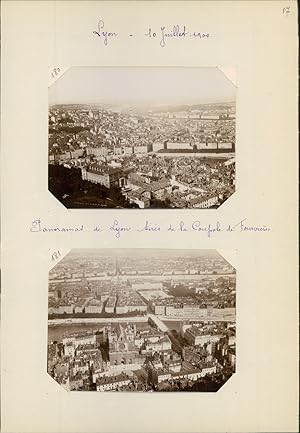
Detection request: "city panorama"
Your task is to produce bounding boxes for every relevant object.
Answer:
[48,67,236,209]
[48,249,236,392]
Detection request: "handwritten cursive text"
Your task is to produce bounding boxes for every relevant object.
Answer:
[92,20,118,45]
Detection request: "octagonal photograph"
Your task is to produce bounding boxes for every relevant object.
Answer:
[48,249,236,392]
[48,67,236,209]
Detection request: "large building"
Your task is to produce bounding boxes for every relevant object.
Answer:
[81,163,126,188]
[107,324,140,366]
[185,326,222,346]
[105,296,116,313]
[96,373,131,391]
[85,299,103,314]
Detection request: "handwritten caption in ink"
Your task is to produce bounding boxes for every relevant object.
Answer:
[92,19,210,47]
[30,218,271,239]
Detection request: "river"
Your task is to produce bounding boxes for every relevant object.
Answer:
[48,321,152,343]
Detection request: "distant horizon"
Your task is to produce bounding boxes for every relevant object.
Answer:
[54,248,232,261]
[49,249,236,275]
[49,67,237,106]
[49,100,235,109]
[69,248,220,256]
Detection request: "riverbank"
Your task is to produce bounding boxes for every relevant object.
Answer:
[48,316,149,326]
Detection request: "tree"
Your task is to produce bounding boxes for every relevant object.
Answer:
[150,198,172,209]
[48,164,135,209]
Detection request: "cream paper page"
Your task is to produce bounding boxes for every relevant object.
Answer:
[1,1,298,432]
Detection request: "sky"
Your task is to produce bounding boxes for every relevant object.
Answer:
[49,67,236,107]
[69,249,220,257]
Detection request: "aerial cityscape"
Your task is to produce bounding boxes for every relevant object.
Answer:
[48,67,236,209]
[48,249,236,392]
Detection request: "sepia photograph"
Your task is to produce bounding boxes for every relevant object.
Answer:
[48,249,236,392]
[48,67,236,209]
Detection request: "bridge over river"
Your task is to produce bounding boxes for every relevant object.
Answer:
[148,314,169,332]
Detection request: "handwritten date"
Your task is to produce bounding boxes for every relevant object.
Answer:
[92,19,210,47]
